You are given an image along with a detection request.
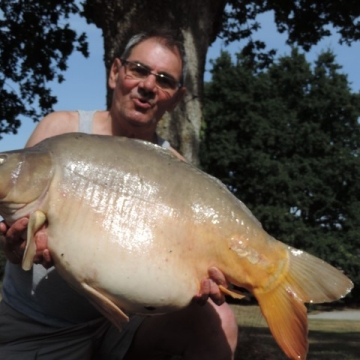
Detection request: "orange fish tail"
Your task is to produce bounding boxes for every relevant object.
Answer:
[256,282,308,359]
[255,245,353,360]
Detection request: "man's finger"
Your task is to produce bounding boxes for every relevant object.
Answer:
[195,279,211,306]
[208,279,226,305]
[0,221,8,235]
[6,218,28,244]
[4,218,29,263]
[208,267,229,287]
[42,249,53,268]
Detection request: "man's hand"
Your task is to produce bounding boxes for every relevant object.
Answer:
[0,218,28,264]
[33,231,53,268]
[195,267,229,306]
[0,218,53,268]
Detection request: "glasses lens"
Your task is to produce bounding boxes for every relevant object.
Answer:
[127,62,149,79]
[155,74,177,90]
[123,60,179,91]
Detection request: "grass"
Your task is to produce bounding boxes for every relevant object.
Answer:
[231,304,360,360]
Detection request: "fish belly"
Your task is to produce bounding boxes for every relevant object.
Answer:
[46,190,206,315]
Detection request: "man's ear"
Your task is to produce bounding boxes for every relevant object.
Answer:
[108,58,122,90]
[168,86,187,112]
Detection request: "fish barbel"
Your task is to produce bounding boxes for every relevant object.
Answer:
[0,133,353,360]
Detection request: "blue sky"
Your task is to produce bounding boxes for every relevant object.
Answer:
[0,11,359,152]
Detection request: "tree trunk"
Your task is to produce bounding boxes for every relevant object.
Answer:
[82,0,226,164]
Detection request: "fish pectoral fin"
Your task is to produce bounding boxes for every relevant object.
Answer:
[22,210,47,271]
[81,282,129,329]
[256,285,308,360]
[219,285,247,300]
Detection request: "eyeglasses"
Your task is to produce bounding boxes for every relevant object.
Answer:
[120,59,182,93]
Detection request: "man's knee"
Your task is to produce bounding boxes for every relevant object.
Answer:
[208,300,238,353]
[125,300,238,360]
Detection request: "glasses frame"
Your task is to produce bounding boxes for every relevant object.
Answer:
[120,59,182,92]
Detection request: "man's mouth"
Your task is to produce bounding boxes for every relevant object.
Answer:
[133,97,152,109]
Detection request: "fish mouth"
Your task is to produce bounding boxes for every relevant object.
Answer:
[0,154,53,223]
[0,185,49,224]
[0,202,29,221]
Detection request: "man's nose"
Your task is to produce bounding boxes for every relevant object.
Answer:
[139,73,158,92]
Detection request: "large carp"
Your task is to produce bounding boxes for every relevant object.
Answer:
[0,133,353,359]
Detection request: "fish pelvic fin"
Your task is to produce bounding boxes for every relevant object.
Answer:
[22,210,47,271]
[81,282,129,329]
[255,245,354,360]
[219,285,247,300]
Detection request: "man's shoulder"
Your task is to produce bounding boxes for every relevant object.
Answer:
[42,111,79,127]
[26,111,80,147]
[38,111,80,134]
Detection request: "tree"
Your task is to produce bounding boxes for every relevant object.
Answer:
[0,0,88,136]
[200,49,360,299]
[223,0,360,50]
[82,0,360,163]
[81,0,227,164]
[2,0,360,162]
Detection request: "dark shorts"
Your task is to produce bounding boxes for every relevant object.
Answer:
[0,301,144,360]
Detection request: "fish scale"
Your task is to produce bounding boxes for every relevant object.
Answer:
[0,133,353,360]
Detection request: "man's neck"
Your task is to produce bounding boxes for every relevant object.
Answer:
[116,127,158,143]
[109,113,158,144]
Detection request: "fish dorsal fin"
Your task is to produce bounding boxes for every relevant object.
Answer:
[22,210,47,271]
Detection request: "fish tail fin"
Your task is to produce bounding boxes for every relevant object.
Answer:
[22,210,47,271]
[256,282,308,359]
[256,246,353,360]
[284,246,353,303]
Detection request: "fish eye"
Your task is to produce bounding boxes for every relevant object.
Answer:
[0,155,7,165]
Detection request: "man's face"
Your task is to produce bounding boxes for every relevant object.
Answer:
[109,38,185,130]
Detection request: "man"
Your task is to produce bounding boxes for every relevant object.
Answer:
[0,29,238,359]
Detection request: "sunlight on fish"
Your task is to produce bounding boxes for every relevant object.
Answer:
[0,133,353,360]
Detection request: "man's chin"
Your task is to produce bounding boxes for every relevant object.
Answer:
[126,114,157,130]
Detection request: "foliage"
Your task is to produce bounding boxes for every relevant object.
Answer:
[222,1,360,50]
[218,0,360,74]
[201,50,360,300]
[1,0,360,156]
[82,0,360,162]
[0,0,88,136]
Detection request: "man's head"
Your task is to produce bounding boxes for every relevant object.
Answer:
[120,29,187,87]
[108,29,187,136]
